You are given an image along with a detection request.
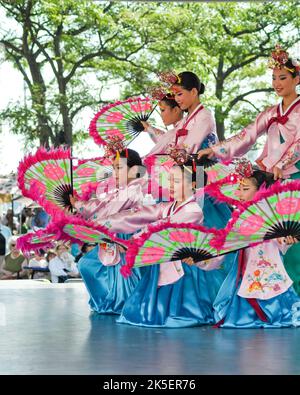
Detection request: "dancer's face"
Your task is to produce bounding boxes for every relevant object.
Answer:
[272,68,299,98]
[172,86,198,111]
[168,166,193,201]
[159,101,182,126]
[236,178,257,202]
[112,157,129,187]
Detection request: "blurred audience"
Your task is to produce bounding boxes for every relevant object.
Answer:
[47,244,80,283]
[0,237,28,280]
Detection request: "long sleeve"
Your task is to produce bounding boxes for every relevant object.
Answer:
[99,203,167,234]
[146,128,177,156]
[145,125,166,144]
[75,178,146,222]
[237,241,293,300]
[211,108,273,161]
[74,197,102,221]
[98,243,121,266]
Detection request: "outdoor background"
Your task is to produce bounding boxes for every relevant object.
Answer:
[0,0,299,175]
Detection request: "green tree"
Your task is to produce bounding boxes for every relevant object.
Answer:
[0,0,200,146]
[0,0,299,146]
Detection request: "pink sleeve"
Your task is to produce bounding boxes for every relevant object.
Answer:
[171,202,203,225]
[75,198,103,221]
[99,203,167,234]
[276,139,300,170]
[157,261,184,286]
[183,110,217,154]
[211,110,270,161]
[145,126,165,144]
[146,128,177,156]
[75,183,144,222]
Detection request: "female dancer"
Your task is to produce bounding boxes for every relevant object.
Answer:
[144,71,218,155]
[197,45,300,294]
[70,148,146,314]
[98,160,237,328]
[197,45,300,180]
[213,168,300,328]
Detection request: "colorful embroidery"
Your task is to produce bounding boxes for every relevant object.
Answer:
[245,249,288,296]
[215,130,247,155]
[281,148,300,169]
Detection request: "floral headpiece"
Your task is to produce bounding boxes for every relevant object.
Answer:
[268,44,300,73]
[104,136,127,159]
[148,85,176,102]
[166,144,189,166]
[165,144,197,173]
[158,71,181,87]
[232,158,254,179]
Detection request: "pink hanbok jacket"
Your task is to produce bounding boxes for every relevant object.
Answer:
[212,96,300,178]
[74,177,147,267]
[145,104,218,155]
[75,177,148,223]
[99,196,204,286]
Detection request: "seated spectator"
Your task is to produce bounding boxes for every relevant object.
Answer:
[47,246,79,283]
[56,243,80,276]
[0,238,28,280]
[0,223,12,268]
[28,250,50,280]
[1,209,18,232]
[75,243,97,263]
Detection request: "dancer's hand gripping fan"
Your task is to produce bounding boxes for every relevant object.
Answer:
[121,222,225,277]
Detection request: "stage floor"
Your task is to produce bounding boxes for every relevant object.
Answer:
[0,280,299,375]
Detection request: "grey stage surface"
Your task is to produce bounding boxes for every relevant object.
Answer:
[0,281,299,375]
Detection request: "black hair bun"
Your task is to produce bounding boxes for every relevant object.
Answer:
[199,82,205,94]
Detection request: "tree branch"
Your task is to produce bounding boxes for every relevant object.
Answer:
[239,98,261,113]
[0,39,23,55]
[29,26,59,78]
[222,21,269,38]
[5,50,32,90]
[224,88,274,115]
[103,2,113,14]
[223,53,265,80]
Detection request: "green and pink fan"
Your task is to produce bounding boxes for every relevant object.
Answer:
[73,158,113,198]
[89,97,160,147]
[204,174,242,207]
[61,223,128,248]
[17,230,57,254]
[18,146,74,214]
[218,180,300,252]
[204,162,235,184]
[122,222,224,277]
[17,216,129,254]
[18,147,113,215]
